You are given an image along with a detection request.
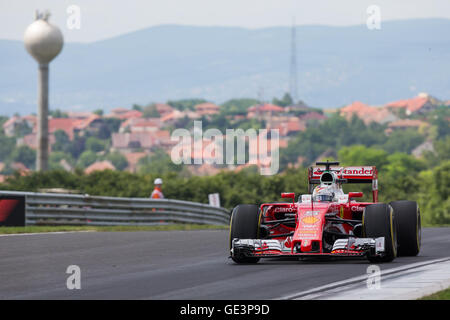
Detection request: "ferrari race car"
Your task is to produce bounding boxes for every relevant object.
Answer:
[229,161,421,263]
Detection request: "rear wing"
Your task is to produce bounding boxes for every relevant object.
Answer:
[308,165,378,202]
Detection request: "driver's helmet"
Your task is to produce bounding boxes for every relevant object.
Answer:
[313,185,335,202]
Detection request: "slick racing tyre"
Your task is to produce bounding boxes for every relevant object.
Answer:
[229,204,261,264]
[390,200,421,256]
[363,203,397,263]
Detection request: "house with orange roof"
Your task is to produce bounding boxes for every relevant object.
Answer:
[272,118,306,136]
[73,114,101,130]
[384,93,439,116]
[66,111,95,119]
[385,119,430,135]
[48,118,79,140]
[47,116,101,140]
[17,133,55,150]
[247,133,288,161]
[22,115,37,129]
[234,162,259,173]
[171,136,225,165]
[234,152,282,174]
[154,103,174,117]
[10,162,31,175]
[299,112,327,122]
[116,110,143,120]
[107,108,143,120]
[0,162,30,177]
[340,101,396,124]
[247,103,284,120]
[2,116,20,136]
[85,160,116,174]
[387,119,429,129]
[17,115,104,148]
[111,130,172,153]
[285,101,313,113]
[195,102,220,116]
[109,107,130,116]
[71,114,106,137]
[160,110,200,124]
[2,115,36,137]
[120,117,162,133]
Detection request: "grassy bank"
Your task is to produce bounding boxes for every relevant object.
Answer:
[0,224,228,234]
[420,287,450,300]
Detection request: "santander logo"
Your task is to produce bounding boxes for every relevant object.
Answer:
[313,167,373,177]
[342,167,373,176]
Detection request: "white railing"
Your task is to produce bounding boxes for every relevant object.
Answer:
[0,191,230,226]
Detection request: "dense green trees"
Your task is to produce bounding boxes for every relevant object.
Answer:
[279,112,430,168]
[0,103,447,225]
[77,150,98,168]
[9,145,36,169]
[49,152,75,170]
[105,152,128,171]
[137,148,183,175]
[49,109,68,118]
[338,145,389,169]
[220,98,260,116]
[167,99,208,111]
[0,135,16,162]
[272,93,293,107]
[1,155,447,225]
[381,129,425,154]
[85,136,108,153]
[142,104,160,118]
[96,118,122,140]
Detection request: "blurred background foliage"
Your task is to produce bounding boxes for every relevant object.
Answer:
[0,107,448,226]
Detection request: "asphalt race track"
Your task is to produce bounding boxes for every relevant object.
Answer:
[0,228,449,299]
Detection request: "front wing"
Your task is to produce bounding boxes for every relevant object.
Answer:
[231,237,385,259]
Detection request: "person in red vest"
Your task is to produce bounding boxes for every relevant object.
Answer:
[150,178,164,199]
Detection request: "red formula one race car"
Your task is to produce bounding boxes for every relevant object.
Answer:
[229,161,421,263]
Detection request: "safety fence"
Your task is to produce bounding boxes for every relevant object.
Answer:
[0,191,231,226]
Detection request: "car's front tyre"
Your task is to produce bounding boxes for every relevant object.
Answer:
[363,203,397,263]
[229,204,261,264]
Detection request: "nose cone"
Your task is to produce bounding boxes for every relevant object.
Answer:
[24,19,63,64]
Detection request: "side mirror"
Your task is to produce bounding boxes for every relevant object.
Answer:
[281,192,295,203]
[348,192,363,200]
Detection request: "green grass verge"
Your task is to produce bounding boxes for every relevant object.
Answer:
[0,224,228,234]
[422,223,450,228]
[419,287,450,300]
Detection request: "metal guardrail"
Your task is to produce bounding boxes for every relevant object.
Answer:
[0,191,231,226]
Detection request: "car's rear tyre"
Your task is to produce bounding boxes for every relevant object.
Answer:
[390,200,421,256]
[363,203,397,263]
[229,204,261,264]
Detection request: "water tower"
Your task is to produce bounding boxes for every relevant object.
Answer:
[24,11,64,171]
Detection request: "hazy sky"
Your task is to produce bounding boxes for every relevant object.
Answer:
[1,0,450,42]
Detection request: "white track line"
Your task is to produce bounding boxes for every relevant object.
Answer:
[0,230,96,237]
[279,256,450,300]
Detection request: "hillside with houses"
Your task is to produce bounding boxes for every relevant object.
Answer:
[0,92,448,181]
